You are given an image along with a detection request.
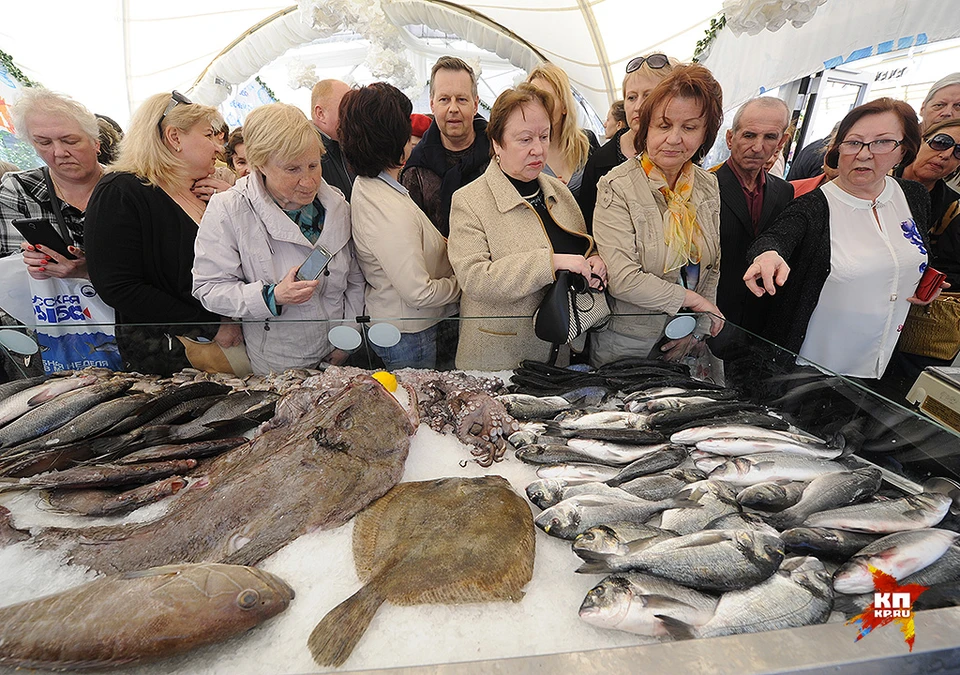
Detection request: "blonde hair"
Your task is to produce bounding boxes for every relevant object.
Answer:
[622,55,679,97]
[526,63,590,173]
[311,79,348,112]
[243,103,324,170]
[12,87,99,144]
[110,92,222,186]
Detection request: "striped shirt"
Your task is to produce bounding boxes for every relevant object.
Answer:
[0,168,86,256]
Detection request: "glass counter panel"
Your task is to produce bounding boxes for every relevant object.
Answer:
[0,313,957,674]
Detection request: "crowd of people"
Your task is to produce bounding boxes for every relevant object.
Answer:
[1,55,959,396]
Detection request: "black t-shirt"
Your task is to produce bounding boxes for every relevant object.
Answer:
[506,174,587,255]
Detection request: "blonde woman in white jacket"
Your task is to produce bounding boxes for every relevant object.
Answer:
[192,103,364,375]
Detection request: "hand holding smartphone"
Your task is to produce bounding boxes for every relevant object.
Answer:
[12,217,77,261]
[296,245,333,281]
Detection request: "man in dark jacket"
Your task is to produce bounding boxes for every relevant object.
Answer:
[400,56,489,236]
[714,97,794,340]
[311,79,355,201]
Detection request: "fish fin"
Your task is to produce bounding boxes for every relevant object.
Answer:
[752,460,777,470]
[643,594,698,611]
[121,565,186,579]
[140,425,174,445]
[668,497,703,510]
[308,584,386,667]
[654,614,697,641]
[903,508,934,522]
[576,560,613,574]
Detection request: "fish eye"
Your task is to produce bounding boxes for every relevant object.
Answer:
[237,589,261,609]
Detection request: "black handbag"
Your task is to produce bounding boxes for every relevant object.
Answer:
[534,270,611,345]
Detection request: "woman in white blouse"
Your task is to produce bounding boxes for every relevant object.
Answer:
[340,83,460,369]
[744,97,944,379]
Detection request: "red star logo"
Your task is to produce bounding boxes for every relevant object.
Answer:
[847,565,929,651]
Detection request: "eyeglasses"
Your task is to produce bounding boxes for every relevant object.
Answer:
[837,139,903,155]
[157,90,192,138]
[926,133,960,160]
[626,53,669,74]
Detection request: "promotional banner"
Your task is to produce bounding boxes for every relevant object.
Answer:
[0,255,122,373]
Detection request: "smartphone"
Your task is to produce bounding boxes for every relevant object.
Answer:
[11,217,77,261]
[296,245,333,281]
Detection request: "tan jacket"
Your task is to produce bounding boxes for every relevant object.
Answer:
[593,158,721,340]
[351,175,459,333]
[448,161,592,370]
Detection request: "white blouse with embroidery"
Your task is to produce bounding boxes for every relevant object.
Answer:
[798,177,927,378]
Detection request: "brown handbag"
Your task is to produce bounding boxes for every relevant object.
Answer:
[898,292,960,360]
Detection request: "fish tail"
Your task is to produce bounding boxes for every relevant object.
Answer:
[308,583,385,667]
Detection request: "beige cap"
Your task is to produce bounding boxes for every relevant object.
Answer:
[924,73,960,108]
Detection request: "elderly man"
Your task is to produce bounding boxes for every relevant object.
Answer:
[310,79,355,201]
[714,97,794,337]
[400,56,489,236]
[921,74,960,193]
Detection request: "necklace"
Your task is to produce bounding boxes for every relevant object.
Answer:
[167,186,206,223]
[50,167,103,211]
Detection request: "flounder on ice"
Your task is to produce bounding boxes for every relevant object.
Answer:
[0,562,293,671]
[19,376,415,573]
[308,475,535,667]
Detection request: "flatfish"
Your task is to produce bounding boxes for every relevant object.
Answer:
[0,562,293,670]
[308,475,535,667]
[22,376,415,573]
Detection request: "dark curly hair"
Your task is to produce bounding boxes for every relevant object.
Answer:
[338,82,412,178]
[634,63,724,163]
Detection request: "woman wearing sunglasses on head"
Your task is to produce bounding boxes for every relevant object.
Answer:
[744,98,941,383]
[85,91,239,375]
[590,64,725,367]
[578,53,679,230]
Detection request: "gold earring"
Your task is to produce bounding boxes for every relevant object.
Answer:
[176,147,182,152]
[495,155,501,164]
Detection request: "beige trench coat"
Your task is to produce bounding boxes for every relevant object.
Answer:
[592,158,721,346]
[448,161,593,371]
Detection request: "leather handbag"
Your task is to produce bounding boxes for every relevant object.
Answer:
[898,292,960,360]
[533,270,611,345]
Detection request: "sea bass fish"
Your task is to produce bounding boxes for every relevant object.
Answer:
[524,479,631,510]
[661,556,833,640]
[833,529,960,593]
[578,529,785,592]
[671,425,824,446]
[769,468,883,530]
[708,453,846,486]
[536,493,694,540]
[579,573,718,637]
[803,492,951,533]
[0,375,97,428]
[695,438,841,460]
[536,463,620,485]
[0,563,293,671]
[23,376,415,573]
[781,527,880,562]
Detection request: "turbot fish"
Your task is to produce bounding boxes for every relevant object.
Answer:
[308,475,534,667]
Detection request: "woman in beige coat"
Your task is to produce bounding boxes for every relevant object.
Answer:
[591,64,725,366]
[192,103,364,375]
[342,83,460,370]
[448,84,607,371]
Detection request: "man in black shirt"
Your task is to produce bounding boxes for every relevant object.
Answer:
[400,57,490,236]
[310,79,355,201]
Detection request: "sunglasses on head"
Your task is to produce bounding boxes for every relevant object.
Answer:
[926,133,960,160]
[626,53,669,74]
[157,90,192,138]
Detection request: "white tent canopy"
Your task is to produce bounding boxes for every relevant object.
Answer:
[0,0,725,125]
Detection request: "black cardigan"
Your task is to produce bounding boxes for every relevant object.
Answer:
[745,177,931,354]
[85,172,218,327]
[576,127,629,232]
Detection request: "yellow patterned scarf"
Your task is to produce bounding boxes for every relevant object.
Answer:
[640,153,701,273]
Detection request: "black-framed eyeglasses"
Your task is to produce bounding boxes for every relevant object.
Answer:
[626,53,669,74]
[157,90,192,138]
[926,133,960,160]
[837,138,903,155]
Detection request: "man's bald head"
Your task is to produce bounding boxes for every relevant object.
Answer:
[311,79,351,140]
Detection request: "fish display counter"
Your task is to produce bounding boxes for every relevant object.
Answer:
[0,313,959,674]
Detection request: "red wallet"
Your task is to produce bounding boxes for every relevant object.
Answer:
[916,266,947,302]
